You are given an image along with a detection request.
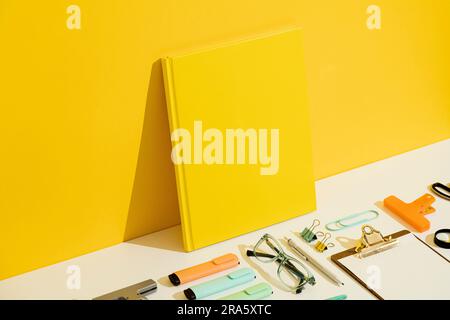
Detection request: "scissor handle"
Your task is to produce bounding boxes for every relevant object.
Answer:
[431,183,450,201]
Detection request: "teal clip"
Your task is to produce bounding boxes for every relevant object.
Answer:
[301,219,324,243]
[325,210,379,232]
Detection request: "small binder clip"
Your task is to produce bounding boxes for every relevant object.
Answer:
[300,219,324,243]
[384,194,435,232]
[315,233,334,253]
[355,225,399,258]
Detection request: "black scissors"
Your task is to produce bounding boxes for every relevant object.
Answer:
[431,182,450,201]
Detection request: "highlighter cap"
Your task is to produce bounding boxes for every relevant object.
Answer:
[168,273,181,286]
[184,288,197,300]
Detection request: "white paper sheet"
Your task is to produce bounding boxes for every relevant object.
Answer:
[339,233,450,300]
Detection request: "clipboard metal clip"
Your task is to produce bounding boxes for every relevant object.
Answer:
[355,225,399,258]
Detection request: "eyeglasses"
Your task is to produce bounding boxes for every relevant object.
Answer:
[247,233,315,294]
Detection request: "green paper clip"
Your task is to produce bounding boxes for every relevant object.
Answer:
[301,219,324,243]
[325,210,379,232]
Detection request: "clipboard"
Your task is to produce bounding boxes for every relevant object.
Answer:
[331,228,450,300]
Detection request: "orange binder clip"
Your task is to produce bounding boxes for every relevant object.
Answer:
[383,194,436,232]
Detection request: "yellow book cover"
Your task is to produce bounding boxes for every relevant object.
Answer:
[162,29,316,251]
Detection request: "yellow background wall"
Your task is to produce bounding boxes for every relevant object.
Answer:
[1,1,449,280]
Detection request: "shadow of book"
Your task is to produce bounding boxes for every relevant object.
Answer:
[123,59,181,247]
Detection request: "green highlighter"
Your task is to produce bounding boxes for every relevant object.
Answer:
[218,283,273,300]
[326,294,348,300]
[184,268,256,300]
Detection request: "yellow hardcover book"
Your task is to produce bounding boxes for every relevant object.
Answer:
[162,29,316,251]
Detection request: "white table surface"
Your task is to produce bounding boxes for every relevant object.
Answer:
[0,139,449,300]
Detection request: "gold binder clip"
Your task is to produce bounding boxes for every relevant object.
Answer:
[315,233,334,253]
[355,225,399,258]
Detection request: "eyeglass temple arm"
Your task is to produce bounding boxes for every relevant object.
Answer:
[246,250,275,259]
[247,250,306,281]
[263,241,306,279]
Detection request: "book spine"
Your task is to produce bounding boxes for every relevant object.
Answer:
[161,58,194,251]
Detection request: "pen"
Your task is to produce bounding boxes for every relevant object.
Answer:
[287,238,344,287]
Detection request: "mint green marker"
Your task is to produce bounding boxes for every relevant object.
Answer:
[184,268,256,300]
[219,283,273,300]
[326,294,348,300]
